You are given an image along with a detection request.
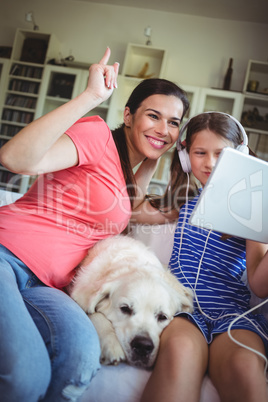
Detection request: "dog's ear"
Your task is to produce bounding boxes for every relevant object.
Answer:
[70,279,112,315]
[75,282,112,314]
[87,283,112,315]
[179,286,194,313]
[161,270,194,313]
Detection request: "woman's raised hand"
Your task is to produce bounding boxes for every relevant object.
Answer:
[0,48,119,175]
[86,47,119,104]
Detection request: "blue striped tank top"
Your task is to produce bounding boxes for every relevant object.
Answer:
[169,192,250,313]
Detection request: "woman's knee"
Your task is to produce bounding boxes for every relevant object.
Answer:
[0,348,51,402]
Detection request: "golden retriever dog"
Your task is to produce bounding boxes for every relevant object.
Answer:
[69,235,193,369]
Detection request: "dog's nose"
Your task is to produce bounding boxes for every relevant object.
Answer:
[131,336,154,357]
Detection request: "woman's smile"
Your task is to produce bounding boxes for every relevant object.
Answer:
[145,135,167,149]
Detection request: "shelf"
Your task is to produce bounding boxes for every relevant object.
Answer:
[0,29,60,193]
[11,29,60,65]
[9,62,43,79]
[241,95,268,134]
[122,43,167,78]
[0,123,22,137]
[5,93,37,109]
[195,88,243,118]
[243,60,268,95]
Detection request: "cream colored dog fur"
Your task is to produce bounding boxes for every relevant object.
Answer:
[69,235,193,368]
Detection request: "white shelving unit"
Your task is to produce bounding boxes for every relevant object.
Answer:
[0,29,60,193]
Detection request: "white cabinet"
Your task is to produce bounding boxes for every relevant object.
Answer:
[240,60,268,161]
[36,65,85,116]
[195,87,243,118]
[37,66,111,121]
[0,29,60,193]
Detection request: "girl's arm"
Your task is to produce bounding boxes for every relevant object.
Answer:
[246,239,268,298]
[0,48,119,175]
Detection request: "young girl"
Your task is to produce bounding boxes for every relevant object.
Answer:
[134,112,268,402]
[0,47,189,402]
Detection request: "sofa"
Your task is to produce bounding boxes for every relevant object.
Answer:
[0,189,267,402]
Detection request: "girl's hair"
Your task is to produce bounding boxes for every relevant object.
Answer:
[148,112,247,212]
[112,78,190,208]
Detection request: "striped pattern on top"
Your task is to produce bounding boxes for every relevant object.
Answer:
[169,193,250,313]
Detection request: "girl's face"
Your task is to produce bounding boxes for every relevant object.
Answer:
[189,129,233,186]
[124,94,184,167]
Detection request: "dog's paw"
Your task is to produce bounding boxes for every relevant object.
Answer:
[100,334,126,365]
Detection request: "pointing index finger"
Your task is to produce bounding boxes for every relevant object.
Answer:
[99,47,111,65]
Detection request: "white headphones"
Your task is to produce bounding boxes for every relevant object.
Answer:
[176,112,249,173]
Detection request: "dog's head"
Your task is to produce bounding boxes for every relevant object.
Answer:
[79,268,193,368]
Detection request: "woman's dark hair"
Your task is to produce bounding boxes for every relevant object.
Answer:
[125,78,189,117]
[148,112,247,213]
[112,78,190,208]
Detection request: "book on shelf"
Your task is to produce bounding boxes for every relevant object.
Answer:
[0,124,21,137]
[5,94,37,109]
[10,64,43,79]
[8,79,40,94]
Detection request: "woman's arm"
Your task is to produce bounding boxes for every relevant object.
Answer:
[132,158,159,210]
[132,158,178,224]
[0,48,119,175]
[132,197,178,225]
[246,239,268,298]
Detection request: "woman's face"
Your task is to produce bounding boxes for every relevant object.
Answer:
[124,94,184,167]
[189,129,233,186]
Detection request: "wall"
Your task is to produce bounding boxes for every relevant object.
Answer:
[0,0,267,91]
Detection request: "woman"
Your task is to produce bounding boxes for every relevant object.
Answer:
[0,47,189,401]
[134,112,268,402]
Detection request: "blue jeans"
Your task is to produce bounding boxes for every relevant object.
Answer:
[0,244,101,402]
